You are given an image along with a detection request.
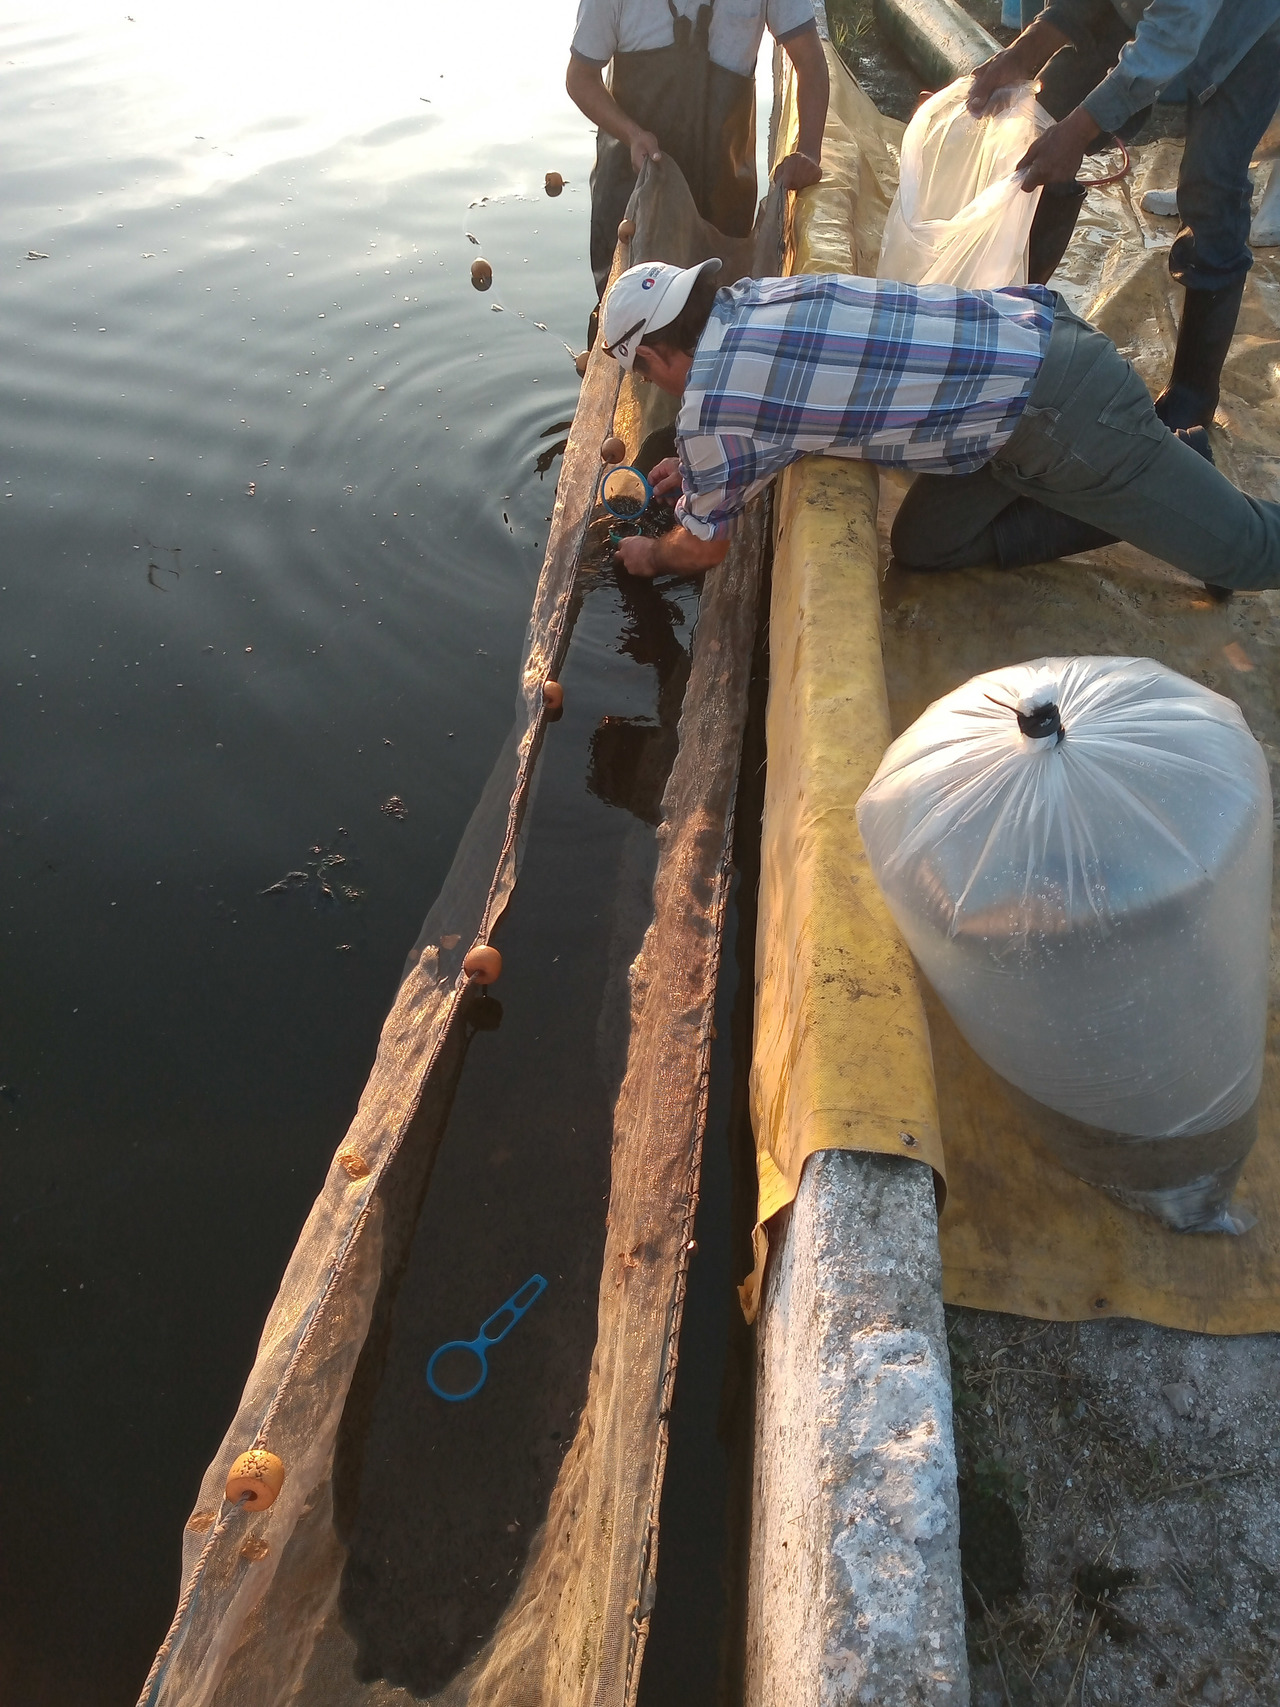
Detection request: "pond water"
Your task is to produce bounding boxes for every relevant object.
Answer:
[0,3,770,1701]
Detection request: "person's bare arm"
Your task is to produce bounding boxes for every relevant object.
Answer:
[615,527,730,577]
[774,25,829,191]
[966,14,1071,114]
[566,54,663,172]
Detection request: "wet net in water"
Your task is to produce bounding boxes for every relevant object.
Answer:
[140,158,784,1707]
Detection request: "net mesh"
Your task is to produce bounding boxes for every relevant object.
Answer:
[141,155,783,1707]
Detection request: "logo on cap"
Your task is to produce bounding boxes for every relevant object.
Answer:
[641,276,656,290]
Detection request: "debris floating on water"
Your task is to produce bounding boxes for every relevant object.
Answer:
[381,795,408,820]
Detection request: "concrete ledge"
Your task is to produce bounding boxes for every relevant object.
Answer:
[743,37,968,1707]
[873,0,998,86]
[746,1151,968,1706]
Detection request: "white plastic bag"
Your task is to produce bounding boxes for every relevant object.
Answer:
[857,657,1273,1232]
[877,77,1048,288]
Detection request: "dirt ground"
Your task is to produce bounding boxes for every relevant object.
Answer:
[948,1308,1280,1707]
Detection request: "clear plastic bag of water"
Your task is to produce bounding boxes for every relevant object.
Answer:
[856,657,1273,1232]
[877,78,1048,288]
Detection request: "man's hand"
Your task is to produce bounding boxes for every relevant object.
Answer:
[773,151,823,192]
[1016,105,1101,190]
[966,16,1069,115]
[629,128,662,173]
[647,456,682,498]
[616,535,661,577]
[967,50,1026,116]
[616,525,730,578]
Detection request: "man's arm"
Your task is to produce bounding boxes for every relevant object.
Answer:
[966,14,1072,115]
[1077,0,1224,136]
[566,53,663,173]
[615,527,730,578]
[971,0,1224,190]
[774,24,829,191]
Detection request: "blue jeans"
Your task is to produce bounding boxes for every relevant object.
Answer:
[1039,0,1280,289]
[890,300,1280,588]
[1173,19,1280,289]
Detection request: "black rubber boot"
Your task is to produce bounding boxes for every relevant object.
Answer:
[991,428,1216,570]
[1027,183,1088,285]
[1153,279,1246,429]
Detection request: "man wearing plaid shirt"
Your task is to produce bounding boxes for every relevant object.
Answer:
[600,257,1280,590]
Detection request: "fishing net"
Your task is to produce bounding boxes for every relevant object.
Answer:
[139,154,784,1707]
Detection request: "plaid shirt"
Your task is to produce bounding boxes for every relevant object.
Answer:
[674,274,1056,541]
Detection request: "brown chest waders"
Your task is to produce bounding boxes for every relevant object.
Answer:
[589,0,756,298]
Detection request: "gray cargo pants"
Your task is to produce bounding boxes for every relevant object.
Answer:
[890,299,1280,592]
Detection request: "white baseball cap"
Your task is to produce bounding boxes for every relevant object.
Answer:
[601,257,723,371]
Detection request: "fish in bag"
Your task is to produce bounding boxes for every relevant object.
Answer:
[857,656,1273,1232]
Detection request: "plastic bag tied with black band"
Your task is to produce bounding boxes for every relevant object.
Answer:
[857,656,1273,1233]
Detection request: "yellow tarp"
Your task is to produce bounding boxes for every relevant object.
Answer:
[749,49,1280,1331]
[743,49,937,1321]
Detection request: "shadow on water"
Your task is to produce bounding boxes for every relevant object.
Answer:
[332,551,710,1694]
[588,571,691,826]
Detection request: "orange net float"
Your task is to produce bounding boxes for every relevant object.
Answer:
[225,1449,285,1512]
[542,680,564,711]
[463,944,502,985]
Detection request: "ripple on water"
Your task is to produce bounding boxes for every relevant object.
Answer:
[0,5,601,1699]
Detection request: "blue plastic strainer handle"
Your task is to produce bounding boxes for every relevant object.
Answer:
[426,1273,548,1402]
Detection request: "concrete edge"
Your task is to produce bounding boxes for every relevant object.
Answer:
[873,0,999,86]
[743,34,970,1707]
[746,1153,968,1707]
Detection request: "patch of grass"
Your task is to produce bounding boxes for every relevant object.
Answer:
[825,0,876,69]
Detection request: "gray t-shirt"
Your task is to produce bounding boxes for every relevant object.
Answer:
[571,0,818,79]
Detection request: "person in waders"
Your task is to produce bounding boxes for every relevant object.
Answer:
[566,0,829,304]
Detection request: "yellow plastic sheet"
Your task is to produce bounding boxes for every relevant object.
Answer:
[743,49,942,1321]
[751,51,1280,1331]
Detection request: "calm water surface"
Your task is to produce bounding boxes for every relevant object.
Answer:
[0,4,768,1701]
